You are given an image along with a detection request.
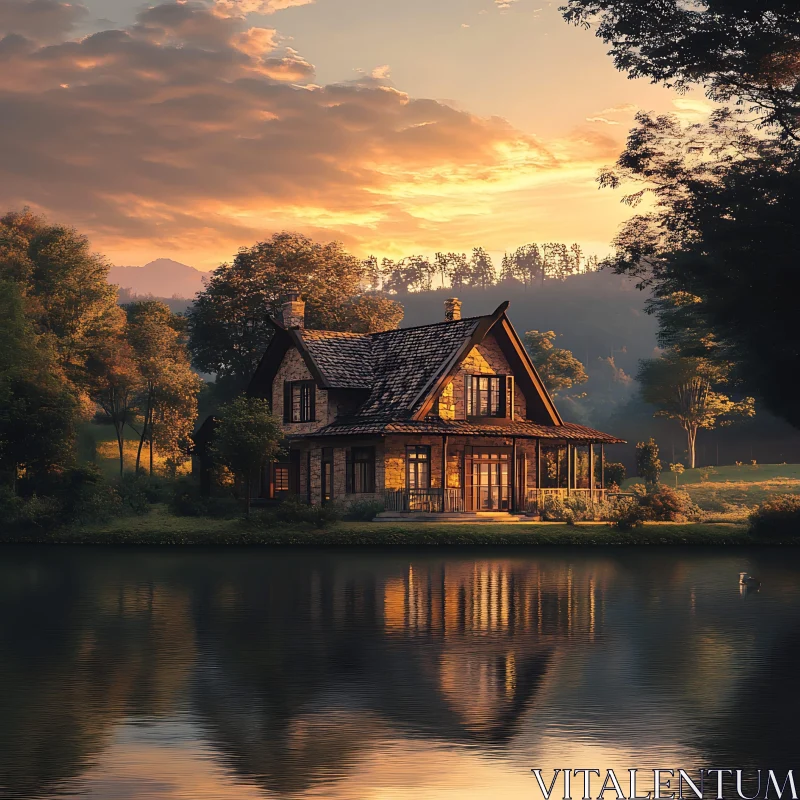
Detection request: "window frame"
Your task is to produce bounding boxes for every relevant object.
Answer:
[347,446,376,494]
[465,374,505,418]
[284,379,316,423]
[406,445,431,490]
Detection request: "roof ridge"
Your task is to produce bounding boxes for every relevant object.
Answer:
[367,314,484,337]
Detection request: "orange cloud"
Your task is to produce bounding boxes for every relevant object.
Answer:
[0,0,627,269]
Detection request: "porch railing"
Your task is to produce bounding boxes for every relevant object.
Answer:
[384,488,463,513]
[524,488,606,513]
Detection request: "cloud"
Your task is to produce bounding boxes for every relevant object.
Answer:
[213,0,315,18]
[0,0,87,42]
[0,0,622,268]
[494,0,518,10]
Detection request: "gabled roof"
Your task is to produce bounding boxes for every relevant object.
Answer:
[247,302,574,429]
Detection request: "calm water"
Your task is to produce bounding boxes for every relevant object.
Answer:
[1,546,799,800]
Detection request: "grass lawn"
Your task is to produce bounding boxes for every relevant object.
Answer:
[3,504,761,546]
[623,463,800,514]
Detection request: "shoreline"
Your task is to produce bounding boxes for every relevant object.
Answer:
[0,520,788,546]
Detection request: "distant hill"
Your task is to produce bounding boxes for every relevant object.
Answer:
[108,258,207,299]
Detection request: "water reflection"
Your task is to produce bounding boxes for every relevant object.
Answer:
[0,548,799,799]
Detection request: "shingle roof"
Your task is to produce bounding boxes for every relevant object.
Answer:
[299,330,373,389]
[288,418,625,444]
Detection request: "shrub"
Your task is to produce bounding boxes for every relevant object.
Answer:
[15,494,64,530]
[59,465,123,525]
[607,496,647,530]
[344,499,385,521]
[275,496,315,524]
[305,502,343,529]
[643,484,700,522]
[114,473,151,516]
[604,462,626,488]
[540,495,567,521]
[749,494,800,538]
[274,497,343,527]
[635,438,662,485]
[170,478,241,518]
[0,485,22,518]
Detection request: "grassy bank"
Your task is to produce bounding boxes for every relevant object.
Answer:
[0,505,765,545]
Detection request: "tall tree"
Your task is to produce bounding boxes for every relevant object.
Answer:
[523,330,588,396]
[469,247,495,288]
[0,280,78,489]
[561,1,800,141]
[212,396,283,517]
[86,337,142,476]
[126,301,201,475]
[637,354,754,469]
[0,209,124,407]
[188,232,401,390]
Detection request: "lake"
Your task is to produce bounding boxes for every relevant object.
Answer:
[1,547,798,800]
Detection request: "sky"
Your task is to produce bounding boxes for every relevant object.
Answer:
[0,0,713,271]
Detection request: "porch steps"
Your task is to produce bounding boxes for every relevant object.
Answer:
[373,512,537,523]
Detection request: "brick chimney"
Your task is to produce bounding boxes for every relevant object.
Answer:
[444,297,462,321]
[282,290,305,329]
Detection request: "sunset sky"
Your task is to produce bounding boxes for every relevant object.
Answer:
[0,0,713,271]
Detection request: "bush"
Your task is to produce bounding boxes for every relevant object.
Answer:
[344,499,385,521]
[114,473,151,516]
[607,496,647,530]
[540,495,567,521]
[15,494,64,530]
[604,462,626,488]
[58,465,123,525]
[636,438,662,485]
[274,497,343,528]
[643,484,700,522]
[749,494,800,538]
[0,485,22,518]
[170,478,241,518]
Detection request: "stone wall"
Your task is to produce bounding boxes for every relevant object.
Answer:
[272,348,329,434]
[442,329,527,421]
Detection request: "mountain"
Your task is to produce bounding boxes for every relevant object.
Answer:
[108,258,206,299]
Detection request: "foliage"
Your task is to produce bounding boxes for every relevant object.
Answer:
[641,484,700,523]
[604,461,626,489]
[607,496,647,531]
[635,438,662,485]
[0,208,124,408]
[211,396,283,516]
[540,495,568,521]
[344,499,385,521]
[669,462,685,487]
[273,497,343,528]
[749,495,800,538]
[523,330,588,396]
[638,353,754,468]
[188,232,402,387]
[561,2,800,140]
[125,300,201,476]
[169,477,241,518]
[0,279,79,488]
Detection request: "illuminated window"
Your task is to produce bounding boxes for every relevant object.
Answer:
[273,465,290,492]
[465,375,503,417]
[406,446,431,489]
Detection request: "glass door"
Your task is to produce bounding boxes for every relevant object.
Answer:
[471,451,510,510]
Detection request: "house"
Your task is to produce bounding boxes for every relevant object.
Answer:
[197,293,624,517]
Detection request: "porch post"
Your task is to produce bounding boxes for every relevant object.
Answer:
[441,434,448,513]
[589,443,595,496]
[511,437,517,513]
[601,444,605,489]
[567,443,572,496]
[536,439,542,512]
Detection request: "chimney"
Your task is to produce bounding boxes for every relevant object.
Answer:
[444,297,462,321]
[282,290,305,329]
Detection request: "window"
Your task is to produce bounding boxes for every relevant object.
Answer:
[321,447,334,504]
[284,380,315,422]
[465,374,504,417]
[347,446,376,493]
[273,465,290,492]
[406,446,431,489]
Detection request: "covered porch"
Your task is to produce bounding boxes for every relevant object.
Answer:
[383,436,610,516]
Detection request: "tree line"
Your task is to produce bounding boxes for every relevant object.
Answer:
[365,243,600,294]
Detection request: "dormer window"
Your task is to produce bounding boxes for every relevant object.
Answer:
[283,380,316,423]
[465,375,514,419]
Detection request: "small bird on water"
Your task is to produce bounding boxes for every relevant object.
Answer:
[740,572,761,589]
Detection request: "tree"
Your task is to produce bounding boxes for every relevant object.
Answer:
[635,438,662,485]
[331,294,404,333]
[125,301,201,475]
[86,337,142,476]
[211,397,283,516]
[188,232,400,390]
[561,1,800,141]
[637,354,754,469]
[523,330,588,396]
[0,280,78,489]
[468,247,495,288]
[505,244,544,286]
[0,209,124,407]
